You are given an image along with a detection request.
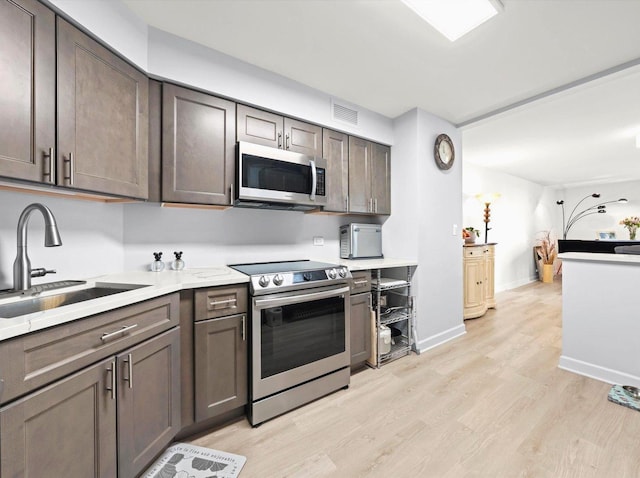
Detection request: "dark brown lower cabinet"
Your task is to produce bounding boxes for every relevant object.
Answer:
[0,328,180,478]
[0,357,117,477]
[194,314,247,421]
[118,327,181,478]
[350,292,372,367]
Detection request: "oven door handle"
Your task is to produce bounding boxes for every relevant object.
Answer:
[310,159,317,201]
[254,285,350,308]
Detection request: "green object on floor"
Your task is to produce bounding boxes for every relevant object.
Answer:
[608,384,640,412]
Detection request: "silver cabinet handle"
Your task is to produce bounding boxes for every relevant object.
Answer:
[345,196,349,212]
[229,183,234,204]
[43,147,55,184]
[277,132,283,148]
[285,133,290,150]
[353,279,369,286]
[106,360,116,400]
[241,315,245,341]
[64,152,74,185]
[209,298,237,308]
[374,198,378,213]
[100,324,138,342]
[123,353,133,389]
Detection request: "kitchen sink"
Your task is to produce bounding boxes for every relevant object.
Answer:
[0,282,148,319]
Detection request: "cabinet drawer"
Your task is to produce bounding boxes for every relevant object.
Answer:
[464,246,488,258]
[350,270,372,293]
[195,285,247,320]
[0,293,179,404]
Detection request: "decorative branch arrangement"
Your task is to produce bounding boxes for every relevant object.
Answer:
[535,231,557,265]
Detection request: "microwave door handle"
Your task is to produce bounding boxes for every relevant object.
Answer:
[310,159,317,201]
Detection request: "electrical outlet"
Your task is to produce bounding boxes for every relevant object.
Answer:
[452,224,458,236]
[313,236,324,246]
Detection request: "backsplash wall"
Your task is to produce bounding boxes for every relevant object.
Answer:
[0,190,125,289]
[0,189,382,288]
[122,203,378,270]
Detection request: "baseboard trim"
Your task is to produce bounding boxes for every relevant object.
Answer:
[496,276,538,293]
[415,324,466,354]
[558,356,640,387]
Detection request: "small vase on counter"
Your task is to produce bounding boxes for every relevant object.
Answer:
[150,252,165,272]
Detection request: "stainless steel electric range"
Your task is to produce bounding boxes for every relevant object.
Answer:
[228,260,352,426]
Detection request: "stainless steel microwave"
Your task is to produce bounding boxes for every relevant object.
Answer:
[235,142,327,211]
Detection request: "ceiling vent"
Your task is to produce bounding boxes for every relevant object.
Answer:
[331,100,359,126]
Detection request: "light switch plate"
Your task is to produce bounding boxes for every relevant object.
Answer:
[313,236,324,246]
[452,224,458,236]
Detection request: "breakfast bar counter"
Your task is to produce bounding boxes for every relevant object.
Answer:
[558,252,640,387]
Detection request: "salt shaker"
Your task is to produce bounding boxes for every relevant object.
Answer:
[171,251,185,270]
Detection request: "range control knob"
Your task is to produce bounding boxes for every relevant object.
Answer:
[338,267,348,278]
[258,275,270,288]
[328,268,337,279]
[273,274,284,286]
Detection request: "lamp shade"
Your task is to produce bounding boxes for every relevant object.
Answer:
[475,193,501,204]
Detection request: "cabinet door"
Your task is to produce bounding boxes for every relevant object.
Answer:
[348,136,371,213]
[162,83,236,205]
[0,0,55,183]
[284,117,322,156]
[370,142,391,215]
[350,293,372,367]
[194,314,248,422]
[57,18,148,198]
[322,129,349,212]
[484,246,496,308]
[237,104,283,149]
[0,358,117,478]
[463,257,486,318]
[117,328,180,478]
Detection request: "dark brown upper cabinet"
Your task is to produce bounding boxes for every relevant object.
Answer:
[237,104,322,156]
[322,128,349,213]
[162,83,236,205]
[57,18,148,199]
[0,0,56,184]
[348,137,391,215]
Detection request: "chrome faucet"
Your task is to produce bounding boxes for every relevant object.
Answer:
[13,203,63,291]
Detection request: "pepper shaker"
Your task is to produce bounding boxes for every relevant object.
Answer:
[150,252,165,272]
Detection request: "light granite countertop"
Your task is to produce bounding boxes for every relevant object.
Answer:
[0,267,249,341]
[559,252,640,264]
[0,258,417,341]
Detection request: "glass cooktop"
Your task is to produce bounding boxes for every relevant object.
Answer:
[228,260,339,276]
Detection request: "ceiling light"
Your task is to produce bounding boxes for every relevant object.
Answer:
[401,0,504,42]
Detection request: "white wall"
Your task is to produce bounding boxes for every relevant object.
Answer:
[0,190,124,289]
[121,204,378,270]
[146,28,393,144]
[554,180,640,240]
[44,0,149,70]
[462,163,554,290]
[386,108,465,353]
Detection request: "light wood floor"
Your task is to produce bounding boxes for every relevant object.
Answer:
[190,279,640,477]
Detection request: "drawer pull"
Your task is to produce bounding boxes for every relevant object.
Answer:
[209,298,237,308]
[241,315,246,341]
[353,280,369,286]
[101,324,138,342]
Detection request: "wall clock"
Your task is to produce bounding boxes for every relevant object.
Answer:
[434,134,455,170]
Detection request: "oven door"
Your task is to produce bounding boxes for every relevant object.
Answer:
[251,284,350,400]
[238,141,327,207]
